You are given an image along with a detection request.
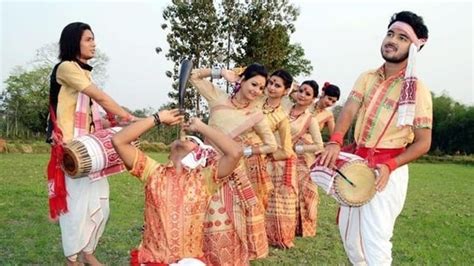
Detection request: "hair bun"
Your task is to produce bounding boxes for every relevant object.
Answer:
[323,81,330,90]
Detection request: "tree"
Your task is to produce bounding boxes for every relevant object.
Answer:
[223,0,312,76]
[1,66,50,137]
[431,93,474,154]
[162,0,222,117]
[162,0,313,113]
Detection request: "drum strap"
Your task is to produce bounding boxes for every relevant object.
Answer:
[364,103,399,167]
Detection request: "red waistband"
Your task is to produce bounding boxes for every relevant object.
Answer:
[354,147,405,166]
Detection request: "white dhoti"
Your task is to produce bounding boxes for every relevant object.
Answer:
[59,175,110,257]
[338,165,408,266]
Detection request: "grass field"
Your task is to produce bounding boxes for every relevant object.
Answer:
[0,153,473,265]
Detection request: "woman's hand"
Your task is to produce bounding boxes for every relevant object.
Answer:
[221,69,241,83]
[158,109,184,125]
[182,117,205,132]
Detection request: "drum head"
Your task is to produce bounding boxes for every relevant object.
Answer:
[62,145,80,177]
[335,160,376,207]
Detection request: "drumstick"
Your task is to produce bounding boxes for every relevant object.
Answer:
[335,169,356,187]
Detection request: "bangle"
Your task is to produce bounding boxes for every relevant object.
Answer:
[243,146,252,157]
[211,66,222,79]
[329,132,344,146]
[153,112,161,126]
[383,158,398,173]
[295,145,304,154]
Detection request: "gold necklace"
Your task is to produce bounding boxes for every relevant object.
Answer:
[263,98,280,114]
[230,95,250,109]
[289,105,305,121]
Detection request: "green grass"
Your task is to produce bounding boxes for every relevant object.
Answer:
[0,153,473,264]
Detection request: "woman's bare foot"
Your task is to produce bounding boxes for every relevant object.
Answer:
[80,252,104,266]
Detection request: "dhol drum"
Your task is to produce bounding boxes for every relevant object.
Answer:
[62,127,134,180]
[310,152,377,207]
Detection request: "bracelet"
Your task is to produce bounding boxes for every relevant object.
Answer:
[153,112,161,126]
[295,145,304,154]
[383,158,398,173]
[243,146,252,157]
[329,132,344,146]
[211,66,222,79]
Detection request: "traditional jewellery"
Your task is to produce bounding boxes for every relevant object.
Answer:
[211,66,222,79]
[243,146,253,157]
[289,105,304,121]
[230,95,250,109]
[295,144,304,154]
[262,98,280,114]
[153,112,161,126]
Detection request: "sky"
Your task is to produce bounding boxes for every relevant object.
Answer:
[1,0,473,111]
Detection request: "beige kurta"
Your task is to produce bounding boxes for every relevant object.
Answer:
[55,61,109,257]
[190,70,277,264]
[258,97,298,248]
[282,98,324,237]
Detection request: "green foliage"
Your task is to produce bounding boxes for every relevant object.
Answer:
[1,154,473,264]
[163,0,222,117]
[162,0,313,114]
[226,0,312,76]
[1,66,50,136]
[431,93,474,154]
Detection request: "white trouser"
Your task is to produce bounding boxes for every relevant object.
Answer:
[60,175,110,258]
[338,165,408,266]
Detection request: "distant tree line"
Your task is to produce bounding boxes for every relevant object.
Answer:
[1,60,472,154]
[1,1,472,155]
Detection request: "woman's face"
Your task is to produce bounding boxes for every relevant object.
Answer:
[295,84,315,107]
[239,75,266,102]
[320,94,338,108]
[266,75,287,99]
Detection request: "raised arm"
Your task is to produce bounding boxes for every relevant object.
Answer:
[182,118,242,178]
[189,68,240,102]
[112,109,183,169]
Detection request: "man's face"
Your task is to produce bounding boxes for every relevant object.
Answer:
[380,28,411,64]
[79,29,96,61]
[170,139,198,158]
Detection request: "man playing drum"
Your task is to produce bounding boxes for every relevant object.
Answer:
[318,11,432,265]
[112,111,242,265]
[46,22,137,265]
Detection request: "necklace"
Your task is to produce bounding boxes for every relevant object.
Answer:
[263,98,280,114]
[313,103,324,114]
[289,105,305,121]
[230,95,250,109]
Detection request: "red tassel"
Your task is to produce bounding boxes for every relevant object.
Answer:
[106,112,118,127]
[47,143,68,219]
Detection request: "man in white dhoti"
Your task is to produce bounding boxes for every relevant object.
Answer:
[47,22,136,265]
[318,11,432,265]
